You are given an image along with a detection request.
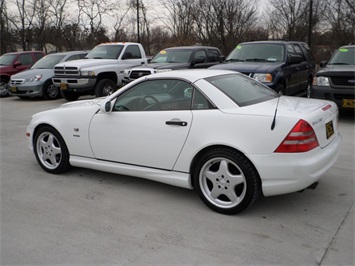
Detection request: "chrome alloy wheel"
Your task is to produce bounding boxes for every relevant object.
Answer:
[36,132,63,170]
[199,157,247,209]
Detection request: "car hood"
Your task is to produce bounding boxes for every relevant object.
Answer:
[210,62,283,73]
[315,65,355,76]
[11,68,53,79]
[59,97,105,109]
[55,59,118,68]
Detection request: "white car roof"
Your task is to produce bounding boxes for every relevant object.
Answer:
[146,69,238,83]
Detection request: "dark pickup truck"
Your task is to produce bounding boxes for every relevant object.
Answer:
[122,46,223,84]
[210,40,315,96]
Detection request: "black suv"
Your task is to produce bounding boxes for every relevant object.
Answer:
[210,40,315,96]
[123,46,223,84]
[311,45,355,109]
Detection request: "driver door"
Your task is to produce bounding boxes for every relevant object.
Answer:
[89,79,193,170]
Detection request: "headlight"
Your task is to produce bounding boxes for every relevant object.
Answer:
[253,73,273,83]
[81,70,95,76]
[26,75,42,82]
[313,76,330,86]
[123,69,131,77]
[155,69,172,73]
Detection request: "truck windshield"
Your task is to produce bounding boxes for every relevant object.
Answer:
[226,44,285,63]
[328,47,355,65]
[86,45,124,59]
[150,49,193,63]
[0,54,16,66]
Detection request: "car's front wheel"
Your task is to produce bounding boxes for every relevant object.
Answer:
[43,81,60,100]
[95,79,116,97]
[34,126,70,174]
[193,148,261,214]
[0,79,10,97]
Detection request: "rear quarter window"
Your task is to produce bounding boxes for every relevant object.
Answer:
[205,73,278,106]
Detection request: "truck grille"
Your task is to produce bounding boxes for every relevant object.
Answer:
[54,66,79,75]
[330,76,355,87]
[130,70,152,79]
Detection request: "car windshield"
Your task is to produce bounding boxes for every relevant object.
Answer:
[328,47,355,65]
[150,49,192,63]
[85,45,124,59]
[0,54,16,66]
[31,54,66,69]
[226,44,285,62]
[206,73,278,106]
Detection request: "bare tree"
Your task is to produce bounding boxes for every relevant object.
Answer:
[194,0,258,54]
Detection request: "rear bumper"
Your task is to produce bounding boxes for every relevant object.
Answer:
[249,133,342,197]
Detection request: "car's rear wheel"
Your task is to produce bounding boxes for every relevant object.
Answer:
[95,79,116,97]
[34,126,70,174]
[193,148,261,214]
[43,81,60,100]
[61,91,80,101]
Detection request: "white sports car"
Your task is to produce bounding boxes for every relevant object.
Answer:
[26,69,342,214]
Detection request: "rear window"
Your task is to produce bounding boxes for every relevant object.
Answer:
[205,73,278,106]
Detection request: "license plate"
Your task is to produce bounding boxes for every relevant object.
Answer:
[11,86,17,92]
[342,99,355,108]
[60,83,68,90]
[326,121,334,139]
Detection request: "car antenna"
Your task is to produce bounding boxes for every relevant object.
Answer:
[271,96,281,130]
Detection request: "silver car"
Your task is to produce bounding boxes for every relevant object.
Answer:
[10,51,88,100]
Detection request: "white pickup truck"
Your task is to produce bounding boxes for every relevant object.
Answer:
[52,42,148,101]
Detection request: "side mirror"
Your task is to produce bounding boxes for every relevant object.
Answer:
[289,55,303,64]
[319,61,328,68]
[13,61,22,67]
[191,57,205,67]
[100,100,112,113]
[218,55,226,62]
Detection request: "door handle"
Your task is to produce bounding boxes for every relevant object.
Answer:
[166,121,188,126]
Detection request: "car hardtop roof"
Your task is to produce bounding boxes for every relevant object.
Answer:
[147,69,236,82]
[339,44,355,49]
[239,40,308,45]
[97,42,141,46]
[46,50,89,56]
[1,51,44,56]
[164,46,220,50]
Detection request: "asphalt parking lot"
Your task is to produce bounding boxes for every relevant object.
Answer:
[0,96,354,265]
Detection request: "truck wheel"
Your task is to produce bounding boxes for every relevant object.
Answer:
[95,79,116,97]
[0,79,10,97]
[43,81,60,100]
[60,91,80,101]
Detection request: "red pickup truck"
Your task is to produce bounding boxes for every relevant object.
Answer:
[0,51,45,97]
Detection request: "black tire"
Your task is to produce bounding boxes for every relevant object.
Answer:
[61,90,80,101]
[0,79,10,97]
[95,79,116,97]
[43,81,60,100]
[193,148,261,214]
[33,126,70,174]
[305,80,311,98]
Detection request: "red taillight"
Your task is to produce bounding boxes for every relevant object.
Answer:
[275,120,319,153]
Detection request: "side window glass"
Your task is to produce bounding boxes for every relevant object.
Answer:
[113,79,193,111]
[66,55,80,61]
[193,50,207,62]
[192,89,214,110]
[293,44,305,60]
[207,49,220,62]
[17,54,34,65]
[124,45,142,59]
